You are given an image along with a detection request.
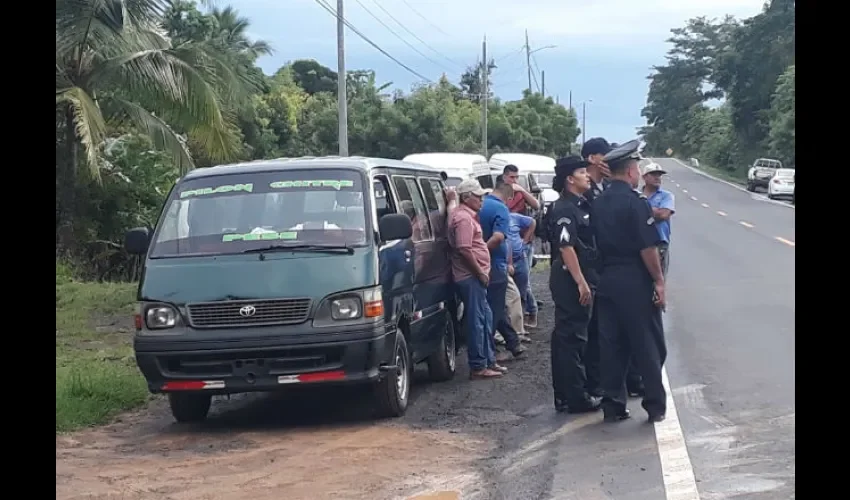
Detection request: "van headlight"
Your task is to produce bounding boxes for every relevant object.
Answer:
[145,304,180,330]
[331,297,362,320]
[314,286,384,328]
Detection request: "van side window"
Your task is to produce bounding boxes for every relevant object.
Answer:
[420,178,448,239]
[393,176,434,242]
[373,177,395,221]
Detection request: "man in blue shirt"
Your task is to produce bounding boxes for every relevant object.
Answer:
[507,211,536,327]
[641,163,675,276]
[479,176,526,360]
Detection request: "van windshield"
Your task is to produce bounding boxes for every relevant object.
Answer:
[536,173,555,187]
[150,169,368,258]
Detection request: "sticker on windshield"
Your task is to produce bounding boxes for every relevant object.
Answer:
[179,183,253,199]
[222,231,298,242]
[269,180,354,190]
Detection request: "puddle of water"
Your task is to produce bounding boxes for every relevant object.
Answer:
[407,492,460,500]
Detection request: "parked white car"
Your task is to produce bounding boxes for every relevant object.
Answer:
[767,168,795,200]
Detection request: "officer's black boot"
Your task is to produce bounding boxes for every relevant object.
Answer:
[602,399,631,422]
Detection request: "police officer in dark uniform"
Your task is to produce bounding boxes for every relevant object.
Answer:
[546,155,602,413]
[592,140,668,423]
[579,138,643,399]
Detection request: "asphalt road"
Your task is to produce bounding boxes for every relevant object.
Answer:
[56,158,794,500]
[650,158,796,499]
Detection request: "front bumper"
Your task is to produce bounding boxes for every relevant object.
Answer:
[134,322,395,395]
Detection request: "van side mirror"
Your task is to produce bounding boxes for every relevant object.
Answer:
[125,227,151,255]
[379,213,413,241]
[528,174,542,194]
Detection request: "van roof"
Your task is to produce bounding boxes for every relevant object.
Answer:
[182,156,442,181]
[489,153,556,172]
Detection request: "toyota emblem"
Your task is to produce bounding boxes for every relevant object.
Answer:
[239,305,257,317]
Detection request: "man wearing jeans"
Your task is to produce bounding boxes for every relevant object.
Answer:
[479,176,527,362]
[508,211,536,331]
[502,164,541,327]
[448,179,504,379]
[641,163,675,276]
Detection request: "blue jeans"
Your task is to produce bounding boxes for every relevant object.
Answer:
[487,276,522,352]
[522,245,537,314]
[455,277,495,370]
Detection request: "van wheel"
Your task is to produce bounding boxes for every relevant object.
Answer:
[168,393,211,423]
[374,332,411,418]
[746,181,755,192]
[427,313,456,382]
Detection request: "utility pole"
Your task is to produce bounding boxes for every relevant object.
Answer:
[481,36,488,157]
[541,70,545,97]
[336,0,349,156]
[525,29,532,93]
[569,91,572,111]
[581,101,587,145]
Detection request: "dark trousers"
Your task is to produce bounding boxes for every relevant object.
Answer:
[487,279,521,351]
[597,268,667,416]
[585,289,642,395]
[549,265,592,406]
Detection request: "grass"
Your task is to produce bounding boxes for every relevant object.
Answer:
[676,158,748,186]
[56,276,149,433]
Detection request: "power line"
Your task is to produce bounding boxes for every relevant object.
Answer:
[368,0,466,70]
[398,0,456,39]
[313,0,433,82]
[353,0,452,73]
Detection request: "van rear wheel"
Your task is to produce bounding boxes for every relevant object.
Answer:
[427,313,456,382]
[374,332,411,418]
[168,393,211,423]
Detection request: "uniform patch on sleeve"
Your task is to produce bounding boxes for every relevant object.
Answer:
[647,217,655,225]
[560,226,570,243]
[556,217,571,225]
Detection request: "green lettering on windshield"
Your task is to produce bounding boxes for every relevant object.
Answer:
[180,183,253,199]
[269,180,354,190]
[222,231,298,242]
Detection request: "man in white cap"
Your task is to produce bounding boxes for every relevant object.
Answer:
[641,163,675,276]
[448,179,505,379]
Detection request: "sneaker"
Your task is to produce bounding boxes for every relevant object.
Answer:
[524,313,538,329]
[494,332,506,345]
[510,345,527,358]
[519,334,532,344]
[495,351,514,363]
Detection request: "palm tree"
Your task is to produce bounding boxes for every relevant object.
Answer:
[56,0,257,246]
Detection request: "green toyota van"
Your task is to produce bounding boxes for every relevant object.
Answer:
[124,157,459,423]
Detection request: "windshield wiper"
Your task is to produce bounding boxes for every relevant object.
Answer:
[242,244,354,255]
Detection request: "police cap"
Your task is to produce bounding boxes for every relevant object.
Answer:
[603,139,643,170]
[553,155,588,191]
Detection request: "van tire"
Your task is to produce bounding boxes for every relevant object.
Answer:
[168,393,211,423]
[746,181,755,192]
[427,313,457,382]
[374,332,411,418]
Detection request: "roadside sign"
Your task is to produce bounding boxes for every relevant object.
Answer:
[665,148,673,156]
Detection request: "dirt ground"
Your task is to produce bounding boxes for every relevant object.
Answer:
[56,271,557,500]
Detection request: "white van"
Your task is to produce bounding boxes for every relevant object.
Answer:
[489,153,558,205]
[402,153,486,187]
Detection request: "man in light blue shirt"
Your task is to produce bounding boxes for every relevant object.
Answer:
[641,163,675,275]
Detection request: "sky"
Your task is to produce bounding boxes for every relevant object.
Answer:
[226,0,766,144]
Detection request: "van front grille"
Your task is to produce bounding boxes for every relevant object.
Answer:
[187,298,312,328]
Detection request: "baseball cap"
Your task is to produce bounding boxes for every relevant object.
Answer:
[456,179,487,196]
[642,163,667,176]
[581,137,612,158]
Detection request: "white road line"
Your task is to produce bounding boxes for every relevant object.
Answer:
[675,183,681,188]
[682,189,688,194]
[716,211,727,216]
[700,203,709,208]
[690,196,698,201]
[775,237,795,247]
[667,158,794,210]
[739,221,754,228]
[658,367,701,500]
